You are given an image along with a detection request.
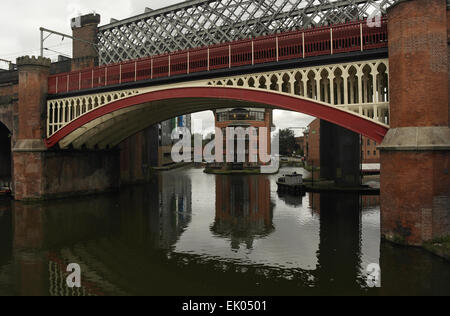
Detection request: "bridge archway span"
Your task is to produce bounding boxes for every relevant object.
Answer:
[46,87,389,150]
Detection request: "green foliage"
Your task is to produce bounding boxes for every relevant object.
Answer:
[278,129,296,156]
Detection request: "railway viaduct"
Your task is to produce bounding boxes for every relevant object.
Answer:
[0,0,448,246]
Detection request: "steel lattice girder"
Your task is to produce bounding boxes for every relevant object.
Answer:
[97,0,399,65]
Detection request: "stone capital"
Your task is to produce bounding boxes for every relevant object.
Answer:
[379,127,450,151]
[13,140,48,153]
[71,13,101,30]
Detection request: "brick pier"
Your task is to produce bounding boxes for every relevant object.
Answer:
[12,56,120,200]
[379,0,450,245]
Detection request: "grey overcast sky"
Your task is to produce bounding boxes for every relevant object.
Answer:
[0,0,315,135]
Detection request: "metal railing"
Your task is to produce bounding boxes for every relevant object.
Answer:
[48,18,388,95]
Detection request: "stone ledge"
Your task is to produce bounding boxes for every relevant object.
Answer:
[71,13,101,29]
[379,127,450,151]
[16,56,51,68]
[13,139,47,152]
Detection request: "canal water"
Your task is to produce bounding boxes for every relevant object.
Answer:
[0,167,448,296]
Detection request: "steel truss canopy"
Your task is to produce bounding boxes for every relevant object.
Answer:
[97,0,399,65]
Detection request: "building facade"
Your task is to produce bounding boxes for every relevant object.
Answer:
[303,119,321,167]
[361,137,380,163]
[303,119,380,167]
[148,115,192,168]
[214,108,273,170]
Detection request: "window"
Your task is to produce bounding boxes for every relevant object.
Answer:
[367,151,371,156]
[217,113,229,122]
[374,151,377,156]
[217,110,265,122]
[255,112,265,121]
[367,140,371,146]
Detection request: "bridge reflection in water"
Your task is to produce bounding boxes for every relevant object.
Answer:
[0,168,448,296]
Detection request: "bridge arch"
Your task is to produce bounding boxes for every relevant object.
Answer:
[46,86,388,150]
[0,121,12,187]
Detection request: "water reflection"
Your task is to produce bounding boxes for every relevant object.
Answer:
[212,176,274,251]
[149,173,192,250]
[0,168,448,296]
[277,191,305,207]
[316,193,364,293]
[13,204,48,296]
[0,199,12,296]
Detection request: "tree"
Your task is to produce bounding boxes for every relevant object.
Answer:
[279,129,296,156]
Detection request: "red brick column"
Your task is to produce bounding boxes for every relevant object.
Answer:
[12,56,50,201]
[12,56,120,201]
[71,13,101,71]
[380,0,450,245]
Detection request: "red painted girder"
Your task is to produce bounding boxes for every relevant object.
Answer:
[45,87,388,148]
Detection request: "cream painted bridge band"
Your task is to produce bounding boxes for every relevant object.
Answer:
[47,58,389,149]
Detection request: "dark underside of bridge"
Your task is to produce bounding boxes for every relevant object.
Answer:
[320,121,361,187]
[0,123,11,184]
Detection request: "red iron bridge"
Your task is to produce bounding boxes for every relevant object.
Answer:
[48,18,387,95]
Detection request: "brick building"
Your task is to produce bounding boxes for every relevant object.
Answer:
[303,118,380,166]
[303,119,321,166]
[214,108,273,170]
[361,137,381,163]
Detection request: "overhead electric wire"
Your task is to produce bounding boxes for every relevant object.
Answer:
[0,36,72,58]
[44,48,71,58]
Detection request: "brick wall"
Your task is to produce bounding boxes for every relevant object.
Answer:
[119,128,157,183]
[43,150,120,198]
[71,14,100,71]
[306,119,380,165]
[380,0,449,245]
[17,63,49,140]
[72,14,100,59]
[381,151,449,245]
[362,137,380,164]
[388,0,448,128]
[13,150,121,201]
[120,131,146,184]
[304,119,320,166]
[214,109,272,166]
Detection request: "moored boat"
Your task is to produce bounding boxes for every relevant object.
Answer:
[277,172,305,194]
